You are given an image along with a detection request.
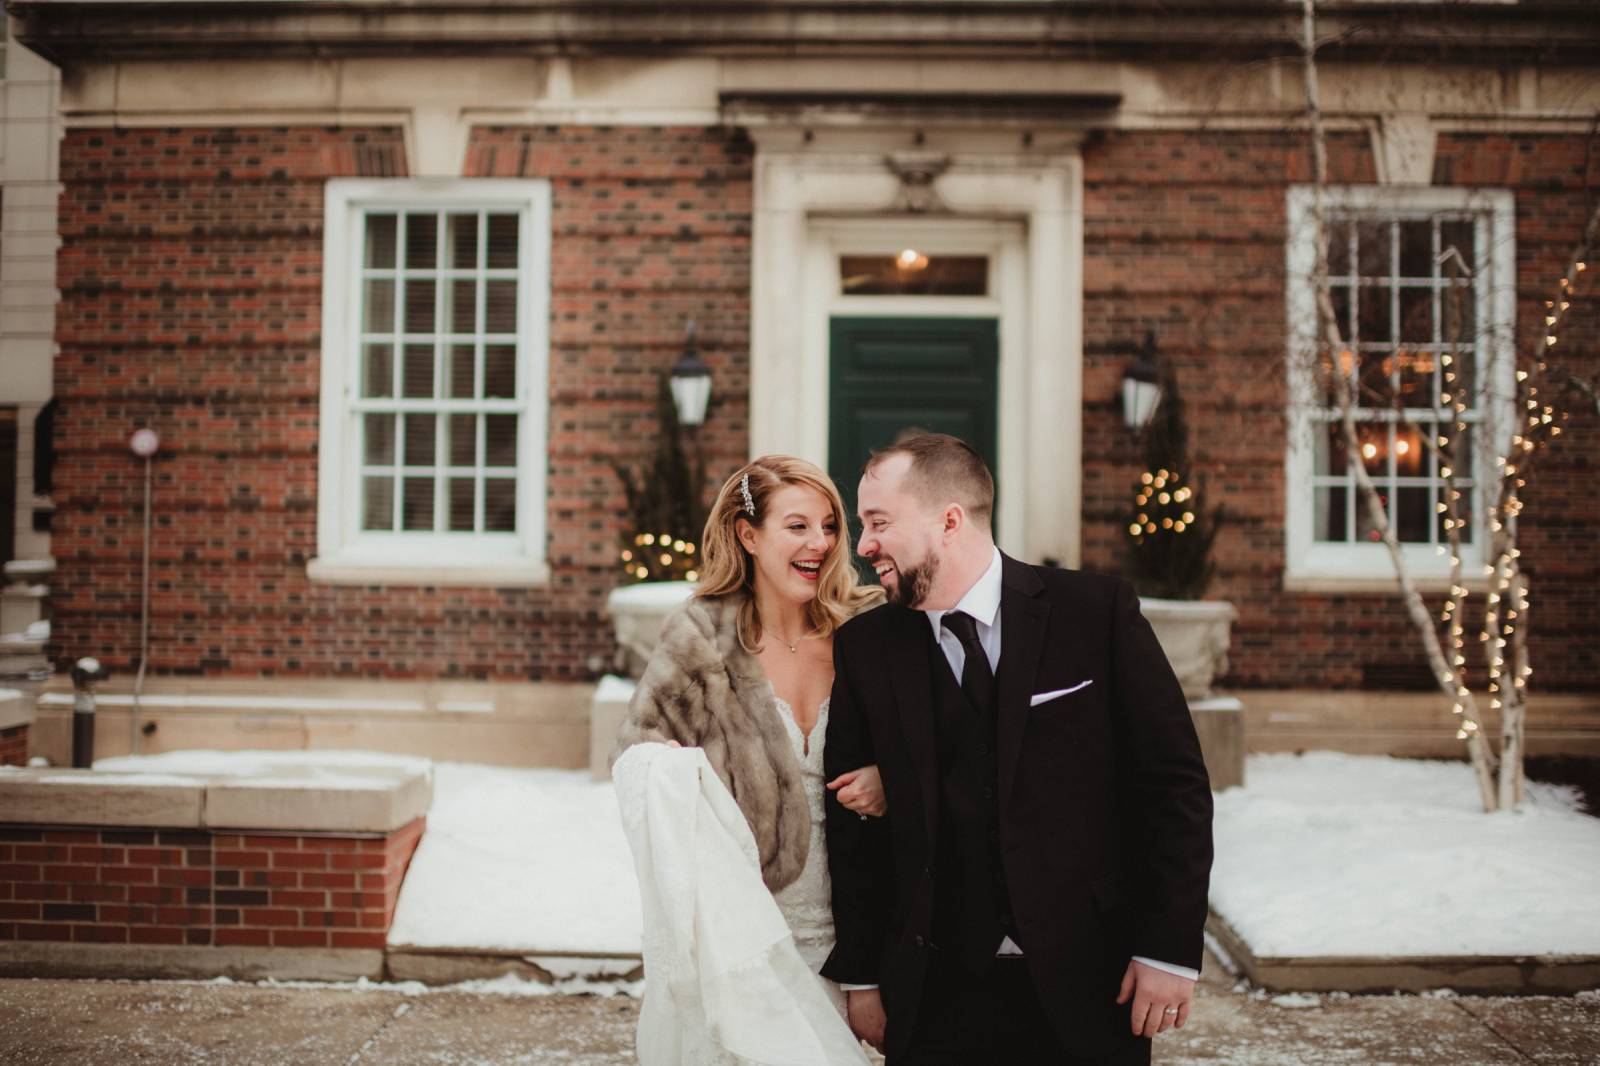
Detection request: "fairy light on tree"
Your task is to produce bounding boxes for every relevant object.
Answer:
[1296,0,1598,812]
[1124,359,1224,600]
[613,373,709,584]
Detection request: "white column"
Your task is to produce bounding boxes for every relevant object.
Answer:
[1026,158,1083,568]
[749,158,809,460]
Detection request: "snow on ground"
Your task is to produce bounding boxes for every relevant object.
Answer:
[87,748,1599,964]
[386,763,640,955]
[156,974,644,998]
[1211,752,1600,958]
[95,749,433,789]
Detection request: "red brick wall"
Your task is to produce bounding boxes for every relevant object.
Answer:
[0,726,27,767]
[0,817,424,948]
[48,123,1596,691]
[1080,130,1600,691]
[50,125,752,680]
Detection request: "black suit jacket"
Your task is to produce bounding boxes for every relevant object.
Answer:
[821,554,1214,1056]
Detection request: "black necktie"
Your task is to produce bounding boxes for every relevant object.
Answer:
[941,610,995,716]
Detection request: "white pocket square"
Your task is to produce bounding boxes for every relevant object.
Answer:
[1030,680,1093,706]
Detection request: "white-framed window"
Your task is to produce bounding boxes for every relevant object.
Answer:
[1284,185,1515,590]
[310,179,552,586]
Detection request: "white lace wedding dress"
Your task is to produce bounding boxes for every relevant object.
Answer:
[769,692,848,1017]
[615,690,867,1066]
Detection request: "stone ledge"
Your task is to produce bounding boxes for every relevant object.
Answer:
[0,688,33,732]
[0,940,384,983]
[0,763,432,833]
[385,946,642,986]
[1207,911,1600,996]
[33,677,595,720]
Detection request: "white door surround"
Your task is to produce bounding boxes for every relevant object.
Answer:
[749,133,1085,568]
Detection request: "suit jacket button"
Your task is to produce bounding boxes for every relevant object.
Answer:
[977,743,989,756]
[914,935,926,948]
[923,865,933,879]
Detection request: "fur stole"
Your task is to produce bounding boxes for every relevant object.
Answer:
[613,593,813,893]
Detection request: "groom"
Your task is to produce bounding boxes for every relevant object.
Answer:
[822,434,1214,1064]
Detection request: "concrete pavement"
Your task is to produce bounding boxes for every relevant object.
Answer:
[0,954,1595,1065]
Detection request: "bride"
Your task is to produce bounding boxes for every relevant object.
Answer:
[613,455,885,1064]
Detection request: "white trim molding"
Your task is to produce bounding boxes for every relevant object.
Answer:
[311,178,553,587]
[749,131,1086,567]
[1284,184,1516,591]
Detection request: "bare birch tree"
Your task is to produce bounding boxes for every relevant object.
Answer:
[1294,0,1599,812]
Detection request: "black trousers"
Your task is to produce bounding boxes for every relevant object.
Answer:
[892,954,1152,1066]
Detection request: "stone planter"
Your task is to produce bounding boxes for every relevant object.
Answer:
[605,581,695,678]
[1140,597,1243,790]
[1139,596,1237,701]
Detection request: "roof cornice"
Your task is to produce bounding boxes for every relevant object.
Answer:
[9,1,1600,68]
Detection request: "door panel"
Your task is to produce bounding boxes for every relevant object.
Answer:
[828,316,999,553]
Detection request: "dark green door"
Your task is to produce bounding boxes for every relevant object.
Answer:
[828,316,999,548]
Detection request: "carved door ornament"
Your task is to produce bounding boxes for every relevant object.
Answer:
[885,151,951,214]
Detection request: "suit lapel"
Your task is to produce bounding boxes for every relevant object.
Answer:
[996,554,1048,814]
[884,605,940,845]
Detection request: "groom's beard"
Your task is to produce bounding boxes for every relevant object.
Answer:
[884,551,939,609]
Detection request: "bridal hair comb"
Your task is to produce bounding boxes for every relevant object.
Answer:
[739,473,756,517]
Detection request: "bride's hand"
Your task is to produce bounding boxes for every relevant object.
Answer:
[827,764,887,817]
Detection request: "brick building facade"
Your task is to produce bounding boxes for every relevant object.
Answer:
[10,2,1600,729]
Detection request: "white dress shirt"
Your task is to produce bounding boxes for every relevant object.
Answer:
[842,547,1197,989]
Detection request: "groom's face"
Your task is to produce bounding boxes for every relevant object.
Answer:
[856,455,942,610]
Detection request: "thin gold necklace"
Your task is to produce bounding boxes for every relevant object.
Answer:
[769,625,808,653]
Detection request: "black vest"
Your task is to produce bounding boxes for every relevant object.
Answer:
[929,640,1018,976]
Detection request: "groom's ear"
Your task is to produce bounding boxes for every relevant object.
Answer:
[941,503,966,539]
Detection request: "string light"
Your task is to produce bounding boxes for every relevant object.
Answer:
[621,530,700,584]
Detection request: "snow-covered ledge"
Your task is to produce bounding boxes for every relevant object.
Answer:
[0,753,432,832]
[0,752,434,983]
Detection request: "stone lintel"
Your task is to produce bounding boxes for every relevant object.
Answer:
[721,90,1122,129]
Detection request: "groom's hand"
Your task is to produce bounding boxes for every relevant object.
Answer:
[1116,959,1195,1037]
[846,988,887,1052]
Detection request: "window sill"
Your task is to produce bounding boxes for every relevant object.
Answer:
[306,556,550,588]
[1282,573,1491,596]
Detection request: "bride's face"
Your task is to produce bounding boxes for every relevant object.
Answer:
[737,483,840,608]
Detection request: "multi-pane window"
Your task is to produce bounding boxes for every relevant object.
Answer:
[356,210,522,534]
[312,180,550,586]
[1312,213,1481,548]
[1285,187,1514,584]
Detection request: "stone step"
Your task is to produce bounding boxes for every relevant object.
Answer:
[384,947,642,986]
[28,677,595,769]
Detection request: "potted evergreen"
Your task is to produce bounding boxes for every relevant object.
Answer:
[1124,360,1235,700]
[605,374,710,676]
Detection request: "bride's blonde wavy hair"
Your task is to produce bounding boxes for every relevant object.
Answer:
[694,455,882,652]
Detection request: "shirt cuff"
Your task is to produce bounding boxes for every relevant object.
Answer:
[838,983,879,992]
[1131,956,1199,982]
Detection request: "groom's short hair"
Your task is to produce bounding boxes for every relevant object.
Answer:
[866,432,995,526]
